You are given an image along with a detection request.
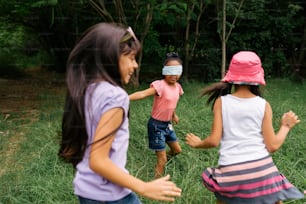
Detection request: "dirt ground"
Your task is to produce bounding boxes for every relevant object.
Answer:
[0,69,66,177]
[0,69,65,114]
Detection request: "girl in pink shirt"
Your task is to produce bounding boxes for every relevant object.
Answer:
[129,52,184,178]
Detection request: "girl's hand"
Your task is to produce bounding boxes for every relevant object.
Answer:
[141,175,181,202]
[281,110,300,129]
[185,133,202,148]
[172,114,179,124]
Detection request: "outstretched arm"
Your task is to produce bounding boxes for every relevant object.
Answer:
[185,97,223,149]
[129,87,156,101]
[262,102,300,153]
[89,108,181,201]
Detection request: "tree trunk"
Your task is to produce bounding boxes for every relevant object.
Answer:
[221,0,226,78]
[220,0,244,78]
[129,2,153,87]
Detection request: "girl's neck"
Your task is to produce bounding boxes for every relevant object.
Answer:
[232,85,256,98]
[163,78,176,86]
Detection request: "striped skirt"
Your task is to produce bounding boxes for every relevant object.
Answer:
[202,156,304,204]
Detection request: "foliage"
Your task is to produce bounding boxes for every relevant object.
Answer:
[226,0,304,78]
[142,29,167,67]
[0,21,49,77]
[0,0,305,81]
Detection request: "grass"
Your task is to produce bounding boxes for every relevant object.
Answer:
[0,79,305,204]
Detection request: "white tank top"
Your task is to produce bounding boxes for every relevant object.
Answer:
[218,94,269,165]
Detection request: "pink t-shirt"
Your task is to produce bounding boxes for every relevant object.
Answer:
[150,80,184,122]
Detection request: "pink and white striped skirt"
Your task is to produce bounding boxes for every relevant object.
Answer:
[202,156,304,204]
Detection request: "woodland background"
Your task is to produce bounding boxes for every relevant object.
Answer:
[0,0,306,85]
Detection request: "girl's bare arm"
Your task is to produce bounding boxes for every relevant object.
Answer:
[186,97,223,148]
[262,102,300,153]
[89,108,181,201]
[129,87,156,101]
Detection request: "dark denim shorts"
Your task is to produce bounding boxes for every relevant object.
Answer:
[78,192,142,204]
[147,117,177,151]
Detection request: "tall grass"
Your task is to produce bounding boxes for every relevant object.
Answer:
[0,79,305,204]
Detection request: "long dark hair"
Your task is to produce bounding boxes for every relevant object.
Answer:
[58,23,140,167]
[202,82,262,110]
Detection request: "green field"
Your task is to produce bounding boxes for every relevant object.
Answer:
[0,79,305,204]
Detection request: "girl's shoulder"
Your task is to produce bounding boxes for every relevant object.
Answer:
[175,82,183,89]
[221,95,266,109]
[155,79,182,87]
[151,79,164,85]
[222,94,265,101]
[150,79,166,89]
[151,79,183,92]
[88,81,127,99]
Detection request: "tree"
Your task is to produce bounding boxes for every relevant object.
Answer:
[2,0,95,72]
[218,0,244,78]
[1,0,305,81]
[89,0,155,87]
[183,0,207,81]
[282,2,305,81]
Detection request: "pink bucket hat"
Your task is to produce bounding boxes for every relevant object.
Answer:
[222,51,266,85]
